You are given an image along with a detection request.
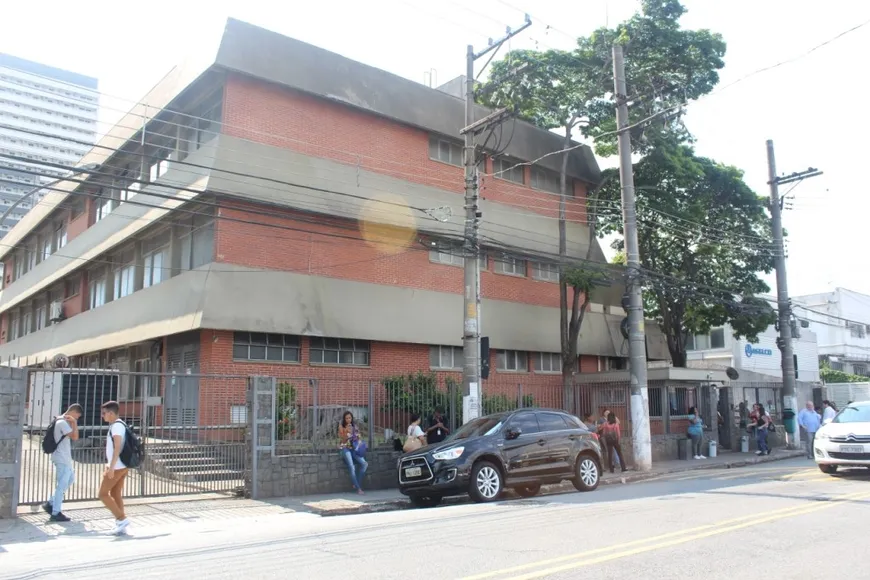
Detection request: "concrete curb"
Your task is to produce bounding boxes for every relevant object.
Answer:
[307,450,807,516]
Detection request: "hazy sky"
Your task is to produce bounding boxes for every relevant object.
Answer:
[2,0,868,297]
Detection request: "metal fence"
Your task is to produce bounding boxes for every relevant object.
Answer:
[19,368,246,506]
[271,374,564,456]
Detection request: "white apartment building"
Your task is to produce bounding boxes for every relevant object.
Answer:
[793,288,870,378]
[685,305,821,383]
[0,53,98,234]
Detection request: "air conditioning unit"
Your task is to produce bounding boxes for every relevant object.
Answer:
[49,300,65,323]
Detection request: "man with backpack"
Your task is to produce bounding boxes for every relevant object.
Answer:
[41,404,83,522]
[99,401,133,535]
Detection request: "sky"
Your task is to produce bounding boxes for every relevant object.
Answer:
[1,0,868,297]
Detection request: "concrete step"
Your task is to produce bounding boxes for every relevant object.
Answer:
[176,469,245,483]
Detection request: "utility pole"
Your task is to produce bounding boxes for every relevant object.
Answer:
[612,44,652,470]
[461,16,531,425]
[765,139,822,449]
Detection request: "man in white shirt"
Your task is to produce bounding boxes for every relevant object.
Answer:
[42,404,82,522]
[822,400,837,423]
[99,401,130,535]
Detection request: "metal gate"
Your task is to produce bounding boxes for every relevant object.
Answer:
[19,368,248,506]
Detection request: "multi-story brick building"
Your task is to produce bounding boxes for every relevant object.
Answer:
[0,19,668,426]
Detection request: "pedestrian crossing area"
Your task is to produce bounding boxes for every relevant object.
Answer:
[647,465,870,484]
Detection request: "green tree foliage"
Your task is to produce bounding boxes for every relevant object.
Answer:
[596,144,777,366]
[477,0,730,375]
[820,362,868,384]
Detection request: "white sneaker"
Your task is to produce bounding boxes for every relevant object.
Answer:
[112,519,130,536]
[693,455,700,459]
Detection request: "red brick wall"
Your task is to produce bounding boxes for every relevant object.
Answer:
[222,74,590,224]
[197,329,599,425]
[215,201,576,308]
[67,203,90,242]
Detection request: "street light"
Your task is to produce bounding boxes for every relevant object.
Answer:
[0,162,101,229]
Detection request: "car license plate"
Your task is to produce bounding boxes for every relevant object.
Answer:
[839,445,864,453]
[405,467,422,478]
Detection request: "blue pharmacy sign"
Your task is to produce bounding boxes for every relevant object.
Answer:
[744,343,773,358]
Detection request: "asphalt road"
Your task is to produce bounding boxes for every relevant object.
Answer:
[2,458,868,580]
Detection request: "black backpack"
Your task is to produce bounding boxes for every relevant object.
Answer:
[114,420,144,469]
[41,418,66,454]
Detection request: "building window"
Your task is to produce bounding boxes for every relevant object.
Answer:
[429,249,464,267]
[848,323,866,339]
[853,364,868,377]
[113,264,135,300]
[497,350,528,372]
[492,157,525,184]
[40,235,52,262]
[35,302,46,331]
[310,337,370,366]
[89,274,106,309]
[21,308,32,336]
[148,153,170,182]
[428,136,463,167]
[27,247,36,271]
[54,222,67,251]
[95,195,112,222]
[669,386,697,416]
[232,332,301,363]
[65,274,80,298]
[531,261,559,282]
[179,214,215,270]
[8,311,19,341]
[143,231,170,289]
[530,166,564,194]
[430,345,464,369]
[648,386,663,417]
[710,328,725,349]
[494,256,526,277]
[532,352,561,373]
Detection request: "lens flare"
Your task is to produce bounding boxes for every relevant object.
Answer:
[358,193,417,255]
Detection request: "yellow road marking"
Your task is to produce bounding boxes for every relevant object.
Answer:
[461,490,870,580]
[779,469,820,480]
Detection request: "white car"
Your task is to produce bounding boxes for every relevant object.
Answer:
[814,400,870,474]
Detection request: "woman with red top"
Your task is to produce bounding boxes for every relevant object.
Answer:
[601,412,627,473]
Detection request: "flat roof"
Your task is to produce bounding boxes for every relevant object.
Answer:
[0,52,98,90]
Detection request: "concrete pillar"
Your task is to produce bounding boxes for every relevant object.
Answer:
[0,367,26,518]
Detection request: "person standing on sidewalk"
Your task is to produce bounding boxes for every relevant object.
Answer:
[687,407,706,459]
[798,401,822,459]
[821,400,837,424]
[43,404,82,522]
[754,404,772,456]
[600,412,627,473]
[99,401,130,535]
[338,411,367,495]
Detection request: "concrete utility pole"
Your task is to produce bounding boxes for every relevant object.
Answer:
[461,16,531,425]
[612,44,652,470]
[765,139,822,449]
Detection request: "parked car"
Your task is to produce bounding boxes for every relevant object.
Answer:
[397,408,603,507]
[814,400,870,474]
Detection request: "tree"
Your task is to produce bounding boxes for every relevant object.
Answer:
[596,143,777,366]
[820,362,868,384]
[477,0,726,397]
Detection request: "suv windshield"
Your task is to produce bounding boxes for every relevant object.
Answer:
[450,414,506,440]
[832,404,870,423]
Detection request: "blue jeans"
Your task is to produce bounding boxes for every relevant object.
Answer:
[340,448,368,490]
[756,428,769,454]
[52,463,75,515]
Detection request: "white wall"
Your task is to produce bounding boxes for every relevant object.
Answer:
[794,288,870,371]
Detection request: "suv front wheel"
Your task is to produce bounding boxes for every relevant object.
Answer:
[470,460,504,502]
[572,455,601,492]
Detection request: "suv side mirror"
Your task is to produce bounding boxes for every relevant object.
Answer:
[506,427,522,440]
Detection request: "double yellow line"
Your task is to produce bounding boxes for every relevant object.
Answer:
[462,490,870,580]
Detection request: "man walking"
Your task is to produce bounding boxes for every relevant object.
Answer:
[99,401,130,535]
[798,401,822,460]
[42,404,82,522]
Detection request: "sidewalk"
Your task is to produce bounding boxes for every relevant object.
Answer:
[275,448,806,515]
[1,448,804,544]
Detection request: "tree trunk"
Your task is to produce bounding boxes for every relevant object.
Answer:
[671,349,688,368]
